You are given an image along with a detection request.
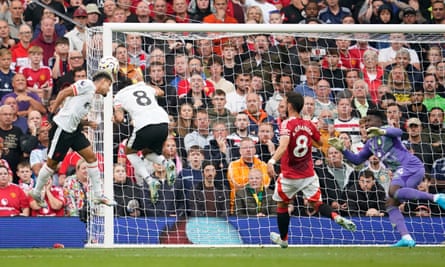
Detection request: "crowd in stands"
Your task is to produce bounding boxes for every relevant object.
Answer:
[0,0,444,219]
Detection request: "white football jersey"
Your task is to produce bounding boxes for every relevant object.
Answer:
[114,82,169,131]
[53,80,96,133]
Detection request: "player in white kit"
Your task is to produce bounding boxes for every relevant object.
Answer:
[113,81,176,203]
[30,70,117,207]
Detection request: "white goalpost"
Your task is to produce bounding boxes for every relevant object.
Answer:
[85,23,445,248]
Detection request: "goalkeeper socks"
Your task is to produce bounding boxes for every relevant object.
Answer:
[86,161,102,198]
[277,207,290,240]
[395,187,434,202]
[34,164,54,192]
[387,206,409,236]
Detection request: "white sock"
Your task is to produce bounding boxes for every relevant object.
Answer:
[144,153,165,165]
[86,161,102,198]
[34,164,54,193]
[402,234,413,240]
[127,153,151,186]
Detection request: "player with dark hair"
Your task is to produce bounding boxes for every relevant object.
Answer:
[268,91,356,248]
[329,109,445,247]
[30,70,117,208]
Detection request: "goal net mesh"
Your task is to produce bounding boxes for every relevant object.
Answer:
[85,24,445,246]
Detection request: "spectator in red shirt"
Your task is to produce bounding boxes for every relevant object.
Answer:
[0,165,29,216]
[29,179,65,216]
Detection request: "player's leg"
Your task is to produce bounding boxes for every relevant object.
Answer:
[386,169,419,247]
[30,126,65,208]
[304,176,356,232]
[76,134,116,207]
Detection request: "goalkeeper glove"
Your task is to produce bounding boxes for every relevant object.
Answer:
[328,137,344,151]
[366,127,386,138]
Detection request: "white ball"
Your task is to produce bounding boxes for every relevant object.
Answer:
[98,56,119,75]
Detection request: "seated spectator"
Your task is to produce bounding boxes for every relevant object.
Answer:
[234,168,275,216]
[403,118,437,174]
[321,48,346,90]
[29,179,64,216]
[300,96,317,123]
[115,44,144,84]
[162,137,184,176]
[188,0,214,23]
[423,73,445,111]
[245,0,277,24]
[350,79,378,119]
[29,118,50,177]
[176,102,195,138]
[225,72,250,115]
[401,87,429,124]
[226,112,259,148]
[31,16,62,66]
[294,62,320,98]
[360,155,392,196]
[19,45,53,105]
[177,145,205,194]
[2,96,28,134]
[386,103,407,139]
[49,37,70,83]
[313,79,336,118]
[113,163,145,217]
[334,93,361,145]
[387,65,412,106]
[146,61,177,115]
[384,48,423,89]
[178,71,213,110]
[11,24,32,73]
[207,55,235,94]
[17,161,33,194]
[378,33,420,71]
[318,0,351,24]
[361,49,383,104]
[63,159,88,216]
[0,48,15,100]
[316,109,339,157]
[315,146,358,214]
[256,122,276,164]
[421,107,445,157]
[0,165,29,216]
[208,89,236,133]
[203,0,238,23]
[401,175,442,216]
[227,137,270,213]
[188,161,230,217]
[53,51,86,97]
[64,7,87,52]
[184,109,213,151]
[86,3,103,27]
[345,170,386,217]
[265,72,293,119]
[243,92,277,139]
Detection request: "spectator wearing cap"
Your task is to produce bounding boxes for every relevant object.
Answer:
[402,117,436,174]
[400,7,425,24]
[86,4,103,27]
[65,7,87,52]
[401,86,429,124]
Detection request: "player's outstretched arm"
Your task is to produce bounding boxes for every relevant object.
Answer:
[49,86,75,114]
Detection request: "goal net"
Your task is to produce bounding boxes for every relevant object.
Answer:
[86,23,445,247]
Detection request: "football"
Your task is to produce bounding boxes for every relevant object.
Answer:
[98,56,119,75]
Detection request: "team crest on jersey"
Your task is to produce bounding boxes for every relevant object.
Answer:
[39,74,47,82]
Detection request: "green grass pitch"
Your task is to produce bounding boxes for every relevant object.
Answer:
[1,247,444,267]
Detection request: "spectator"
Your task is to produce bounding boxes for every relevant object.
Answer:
[126,33,149,72]
[350,79,378,118]
[170,53,189,90]
[384,48,423,89]
[221,41,238,83]
[150,0,170,23]
[361,49,383,104]
[429,0,445,24]
[315,146,357,214]
[0,165,29,216]
[318,0,351,24]
[281,0,305,24]
[115,44,144,84]
[385,103,407,139]
[227,112,259,148]
[0,48,14,100]
[173,0,190,23]
[294,62,320,98]
[423,73,445,111]
[86,4,103,27]
[29,117,50,177]
[103,0,117,23]
[117,0,138,22]
[63,159,88,216]
[358,0,385,24]
[17,161,33,195]
[423,46,443,74]
[49,37,70,85]
[30,17,59,66]
[0,19,15,49]
[207,89,236,133]
[11,24,33,73]
[360,154,392,196]
[316,109,339,157]
[321,48,346,90]
[378,33,420,71]
[2,73,46,117]
[19,46,53,105]
[245,5,264,24]
[30,179,64,216]
[184,109,213,151]
[204,121,236,177]
[207,55,235,94]
[225,72,250,114]
[113,163,145,217]
[188,161,229,217]
[234,168,275,216]
[176,102,195,138]
[299,0,320,23]
[243,92,277,139]
[378,91,397,111]
[401,87,429,124]
[421,107,445,158]
[31,9,67,41]
[386,65,412,106]
[245,0,277,24]
[177,57,215,97]
[146,61,177,115]
[188,0,214,22]
[179,71,213,110]
[334,93,361,145]
[53,51,86,97]
[300,95,317,123]
[2,96,27,134]
[403,117,436,174]
[313,79,336,118]
[255,122,277,164]
[3,0,25,39]
[227,137,270,213]
[345,169,386,217]
[65,8,87,53]
[334,36,359,70]
[265,72,293,119]
[162,137,184,175]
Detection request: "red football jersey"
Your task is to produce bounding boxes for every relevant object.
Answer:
[280,117,320,179]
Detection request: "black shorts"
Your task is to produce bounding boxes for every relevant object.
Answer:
[47,123,90,162]
[127,123,168,154]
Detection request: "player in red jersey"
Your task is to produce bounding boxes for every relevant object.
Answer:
[267,91,356,248]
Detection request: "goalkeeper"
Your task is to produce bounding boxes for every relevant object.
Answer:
[329,110,445,247]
